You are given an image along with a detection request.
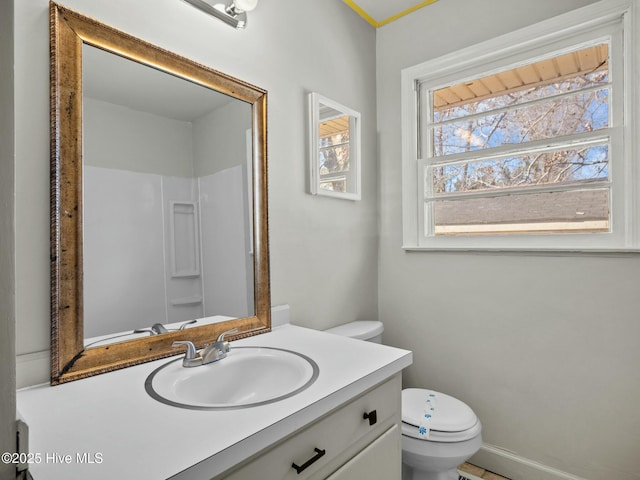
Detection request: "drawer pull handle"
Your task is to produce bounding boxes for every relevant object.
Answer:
[291,447,326,474]
[363,409,377,426]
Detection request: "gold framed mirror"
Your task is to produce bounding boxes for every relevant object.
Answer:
[50,2,270,384]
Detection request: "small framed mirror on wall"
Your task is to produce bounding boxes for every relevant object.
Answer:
[309,93,361,201]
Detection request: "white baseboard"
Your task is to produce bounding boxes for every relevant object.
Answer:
[470,443,589,480]
[16,350,49,390]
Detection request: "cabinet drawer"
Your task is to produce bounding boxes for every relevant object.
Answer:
[222,374,401,480]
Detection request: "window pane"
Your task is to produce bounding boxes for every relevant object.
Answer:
[432,43,609,120]
[432,89,609,156]
[319,115,351,175]
[435,70,609,123]
[319,178,347,193]
[431,145,609,195]
[319,144,351,174]
[431,188,610,235]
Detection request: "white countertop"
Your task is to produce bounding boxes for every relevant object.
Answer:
[17,325,412,480]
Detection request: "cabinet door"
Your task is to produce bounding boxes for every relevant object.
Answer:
[325,424,400,480]
[221,376,401,480]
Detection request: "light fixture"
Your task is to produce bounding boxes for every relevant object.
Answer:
[184,0,258,29]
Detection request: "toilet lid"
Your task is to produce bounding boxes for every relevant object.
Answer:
[402,388,478,433]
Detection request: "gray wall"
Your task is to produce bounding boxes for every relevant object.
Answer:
[84,98,195,176]
[1,0,16,478]
[14,0,378,384]
[376,1,640,479]
[193,100,251,177]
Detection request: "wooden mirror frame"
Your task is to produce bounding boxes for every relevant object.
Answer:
[50,2,270,385]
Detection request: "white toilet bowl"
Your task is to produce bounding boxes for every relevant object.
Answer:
[325,321,482,480]
[401,389,482,480]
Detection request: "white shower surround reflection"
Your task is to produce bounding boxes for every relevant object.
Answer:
[83,166,253,339]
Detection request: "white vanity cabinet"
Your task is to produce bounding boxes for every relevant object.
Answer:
[219,374,402,480]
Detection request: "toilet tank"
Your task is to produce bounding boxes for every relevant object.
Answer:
[324,321,384,344]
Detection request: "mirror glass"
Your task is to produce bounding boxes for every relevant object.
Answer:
[82,45,254,347]
[309,92,361,201]
[50,3,270,384]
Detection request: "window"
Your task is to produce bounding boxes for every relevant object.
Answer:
[319,112,353,193]
[401,0,639,251]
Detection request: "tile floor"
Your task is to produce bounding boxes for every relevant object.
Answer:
[459,462,511,480]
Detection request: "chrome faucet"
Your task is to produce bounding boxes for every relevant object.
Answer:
[133,319,196,336]
[172,328,239,367]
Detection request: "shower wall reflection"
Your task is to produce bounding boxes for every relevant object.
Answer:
[82,83,254,340]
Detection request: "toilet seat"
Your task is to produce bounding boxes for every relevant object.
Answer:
[402,418,481,442]
[401,388,481,442]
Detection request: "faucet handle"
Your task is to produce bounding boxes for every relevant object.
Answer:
[178,319,197,331]
[172,341,203,367]
[133,328,154,336]
[199,328,239,365]
[152,323,169,334]
[172,341,198,360]
[216,328,239,342]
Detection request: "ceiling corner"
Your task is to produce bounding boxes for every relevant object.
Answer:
[343,0,439,28]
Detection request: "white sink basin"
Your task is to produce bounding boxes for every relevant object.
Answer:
[145,346,319,410]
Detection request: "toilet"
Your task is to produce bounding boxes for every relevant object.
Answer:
[325,321,482,480]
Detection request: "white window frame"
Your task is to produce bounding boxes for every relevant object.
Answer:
[401,0,639,251]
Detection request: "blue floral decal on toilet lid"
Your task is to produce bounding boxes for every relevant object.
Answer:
[419,392,437,439]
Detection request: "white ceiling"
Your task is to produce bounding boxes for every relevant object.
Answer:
[343,0,438,27]
[83,44,234,122]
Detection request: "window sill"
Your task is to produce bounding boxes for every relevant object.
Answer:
[401,244,640,256]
